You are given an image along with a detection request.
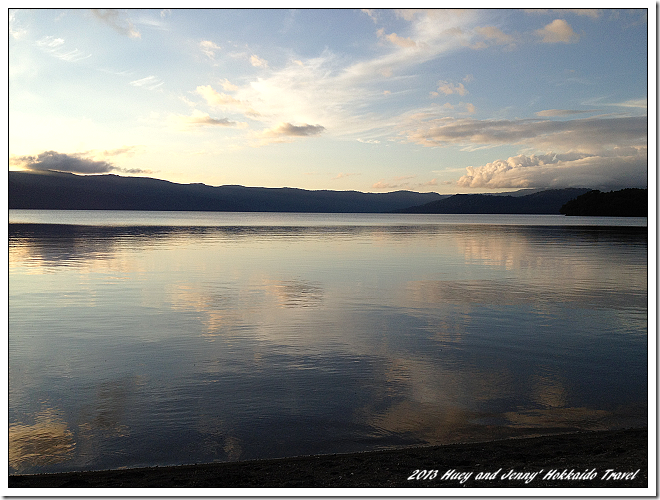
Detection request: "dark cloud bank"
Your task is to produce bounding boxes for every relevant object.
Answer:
[10,151,149,175]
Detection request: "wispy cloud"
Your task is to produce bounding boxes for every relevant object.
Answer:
[333,172,360,179]
[525,9,601,19]
[9,10,28,39]
[35,36,91,62]
[200,40,221,60]
[196,85,260,116]
[535,109,598,116]
[91,9,141,38]
[607,98,647,109]
[264,122,325,137]
[402,115,646,152]
[224,10,487,142]
[361,9,380,24]
[252,122,326,146]
[377,28,417,48]
[130,75,164,90]
[169,110,246,129]
[372,175,437,190]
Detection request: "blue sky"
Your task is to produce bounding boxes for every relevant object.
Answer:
[9,8,651,193]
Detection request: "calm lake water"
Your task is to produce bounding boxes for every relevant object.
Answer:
[9,210,648,474]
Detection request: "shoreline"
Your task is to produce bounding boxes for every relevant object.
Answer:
[9,427,648,488]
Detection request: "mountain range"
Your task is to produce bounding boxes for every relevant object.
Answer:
[9,170,444,213]
[8,170,641,215]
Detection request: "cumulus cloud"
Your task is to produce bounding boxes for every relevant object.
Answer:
[456,148,647,190]
[91,9,141,38]
[436,80,468,96]
[10,151,150,175]
[536,19,579,43]
[462,102,476,114]
[473,26,515,48]
[401,114,646,189]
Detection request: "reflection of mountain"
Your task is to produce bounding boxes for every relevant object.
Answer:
[9,170,443,213]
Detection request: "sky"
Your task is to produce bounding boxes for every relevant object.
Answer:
[8,8,653,194]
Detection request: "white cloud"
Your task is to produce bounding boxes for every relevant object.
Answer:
[196,85,260,117]
[200,40,221,60]
[473,26,515,49]
[378,28,418,48]
[250,54,268,68]
[225,10,486,140]
[536,19,579,43]
[456,148,647,189]
[361,9,379,24]
[9,10,28,39]
[608,98,647,109]
[130,75,164,90]
[436,80,468,96]
[35,36,91,62]
[220,79,239,91]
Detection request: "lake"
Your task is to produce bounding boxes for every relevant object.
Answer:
[8,210,648,474]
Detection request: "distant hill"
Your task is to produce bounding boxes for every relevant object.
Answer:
[8,170,445,213]
[559,188,647,216]
[395,188,592,214]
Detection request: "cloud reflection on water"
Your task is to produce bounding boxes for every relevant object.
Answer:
[9,219,647,473]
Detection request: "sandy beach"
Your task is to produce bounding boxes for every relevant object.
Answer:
[9,427,647,489]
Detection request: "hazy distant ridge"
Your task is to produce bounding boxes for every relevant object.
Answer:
[9,171,445,213]
[394,188,592,214]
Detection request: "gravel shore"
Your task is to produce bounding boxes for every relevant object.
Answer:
[8,427,648,489]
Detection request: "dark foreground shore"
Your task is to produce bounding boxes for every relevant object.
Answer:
[9,428,648,489]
